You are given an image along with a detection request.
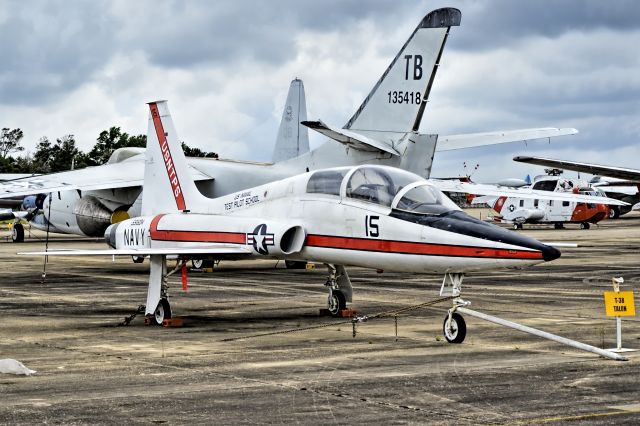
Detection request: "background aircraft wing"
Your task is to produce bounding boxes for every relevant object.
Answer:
[19,246,252,257]
[513,156,640,182]
[432,180,629,206]
[0,159,213,198]
[437,128,578,151]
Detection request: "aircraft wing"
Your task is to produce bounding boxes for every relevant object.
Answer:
[432,180,629,206]
[0,209,29,221]
[437,128,578,151]
[513,156,640,182]
[19,246,252,257]
[0,158,213,198]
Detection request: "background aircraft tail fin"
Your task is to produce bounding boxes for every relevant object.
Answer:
[142,101,208,216]
[272,79,310,162]
[344,8,460,133]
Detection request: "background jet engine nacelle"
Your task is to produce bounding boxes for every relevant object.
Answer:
[73,195,130,237]
[22,194,46,210]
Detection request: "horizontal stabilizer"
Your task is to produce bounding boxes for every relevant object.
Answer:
[432,180,629,206]
[437,128,578,152]
[19,246,251,257]
[302,120,400,155]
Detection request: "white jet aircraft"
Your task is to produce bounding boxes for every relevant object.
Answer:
[1,8,578,246]
[28,101,627,348]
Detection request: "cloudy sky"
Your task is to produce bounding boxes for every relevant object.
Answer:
[1,0,638,182]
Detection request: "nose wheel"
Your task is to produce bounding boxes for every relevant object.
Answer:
[440,273,470,344]
[443,312,466,343]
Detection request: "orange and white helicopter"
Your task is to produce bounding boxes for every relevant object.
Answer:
[472,170,618,229]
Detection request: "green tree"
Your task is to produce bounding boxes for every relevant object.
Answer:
[0,128,24,159]
[181,142,218,158]
[31,135,84,173]
[86,127,146,166]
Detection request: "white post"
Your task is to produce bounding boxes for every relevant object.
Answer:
[616,316,622,351]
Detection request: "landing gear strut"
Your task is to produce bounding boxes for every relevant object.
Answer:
[145,255,174,325]
[324,264,353,316]
[440,273,469,344]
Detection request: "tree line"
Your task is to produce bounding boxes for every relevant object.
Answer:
[0,126,217,174]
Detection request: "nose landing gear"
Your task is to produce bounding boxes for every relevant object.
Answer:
[440,273,470,344]
[443,312,466,343]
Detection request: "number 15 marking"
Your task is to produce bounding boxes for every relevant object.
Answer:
[365,215,379,237]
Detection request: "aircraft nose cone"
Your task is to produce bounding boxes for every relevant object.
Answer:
[542,244,561,262]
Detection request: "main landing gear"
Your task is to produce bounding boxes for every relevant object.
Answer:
[440,273,469,344]
[324,264,353,316]
[580,222,591,230]
[12,223,24,243]
[145,255,174,325]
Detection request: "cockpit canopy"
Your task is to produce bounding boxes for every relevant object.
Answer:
[306,165,460,215]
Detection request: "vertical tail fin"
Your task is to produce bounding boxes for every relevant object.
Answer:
[272,78,309,162]
[142,101,208,216]
[344,8,461,133]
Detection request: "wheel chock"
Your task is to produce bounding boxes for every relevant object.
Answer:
[319,309,358,317]
[162,318,184,327]
[143,315,155,326]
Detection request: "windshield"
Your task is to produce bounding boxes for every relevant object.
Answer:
[346,166,418,206]
[394,184,460,215]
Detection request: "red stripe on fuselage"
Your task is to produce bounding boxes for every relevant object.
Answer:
[149,102,186,211]
[149,214,246,244]
[305,234,543,260]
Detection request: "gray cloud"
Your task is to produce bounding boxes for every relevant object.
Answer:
[0,0,637,183]
[0,0,119,105]
[449,0,640,50]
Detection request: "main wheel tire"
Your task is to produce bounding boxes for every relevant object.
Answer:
[554,223,564,230]
[443,312,466,344]
[192,259,214,269]
[12,223,24,243]
[285,260,306,269]
[132,256,145,264]
[153,298,172,325]
[608,207,620,219]
[580,222,591,230]
[327,290,346,317]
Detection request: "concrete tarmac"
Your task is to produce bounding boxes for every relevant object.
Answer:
[1,214,639,424]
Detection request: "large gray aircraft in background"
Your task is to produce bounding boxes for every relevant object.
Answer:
[1,8,577,245]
